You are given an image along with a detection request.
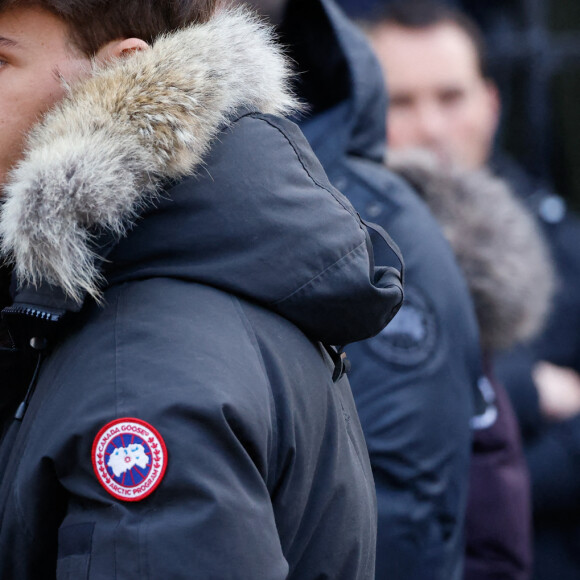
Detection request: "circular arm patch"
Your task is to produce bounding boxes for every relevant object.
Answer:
[366,285,438,367]
[92,418,168,502]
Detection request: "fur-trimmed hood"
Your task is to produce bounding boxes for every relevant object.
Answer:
[0,7,403,346]
[388,150,556,352]
[0,7,297,302]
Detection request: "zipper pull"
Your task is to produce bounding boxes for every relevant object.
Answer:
[14,337,48,421]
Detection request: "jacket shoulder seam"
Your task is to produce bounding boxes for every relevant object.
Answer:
[246,114,357,217]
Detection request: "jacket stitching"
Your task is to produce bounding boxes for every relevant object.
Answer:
[248,114,363,222]
[229,295,280,493]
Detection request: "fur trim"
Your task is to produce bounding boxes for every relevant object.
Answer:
[0,7,298,302]
[388,150,556,352]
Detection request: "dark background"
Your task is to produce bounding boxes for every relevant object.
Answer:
[336,0,580,210]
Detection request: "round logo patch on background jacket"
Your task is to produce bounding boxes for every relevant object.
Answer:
[92,418,167,502]
[366,285,438,367]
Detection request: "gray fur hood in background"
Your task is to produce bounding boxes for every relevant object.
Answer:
[388,150,555,352]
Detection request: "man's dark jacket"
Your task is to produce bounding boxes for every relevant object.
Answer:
[0,10,404,579]
[493,156,580,580]
[279,1,482,578]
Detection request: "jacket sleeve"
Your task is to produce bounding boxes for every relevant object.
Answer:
[494,345,543,439]
[345,284,474,580]
[495,346,580,514]
[51,283,289,580]
[525,416,580,514]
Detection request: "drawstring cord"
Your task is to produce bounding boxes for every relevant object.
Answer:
[14,347,45,421]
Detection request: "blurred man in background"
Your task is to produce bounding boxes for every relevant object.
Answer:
[365,2,580,578]
[367,2,498,171]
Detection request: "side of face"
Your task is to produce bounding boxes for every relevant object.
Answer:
[0,7,94,188]
[369,22,500,170]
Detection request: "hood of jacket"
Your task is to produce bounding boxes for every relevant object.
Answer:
[0,7,402,347]
[388,150,556,352]
[279,0,387,169]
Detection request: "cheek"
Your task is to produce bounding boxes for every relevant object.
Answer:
[35,72,69,110]
[455,94,495,139]
[58,55,91,87]
[25,56,88,118]
[0,52,88,187]
[387,110,419,147]
[10,69,67,128]
[0,71,68,184]
[450,105,495,167]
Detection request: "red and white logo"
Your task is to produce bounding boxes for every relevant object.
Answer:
[92,418,168,502]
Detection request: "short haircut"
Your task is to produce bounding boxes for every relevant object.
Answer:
[364,0,490,79]
[0,0,219,56]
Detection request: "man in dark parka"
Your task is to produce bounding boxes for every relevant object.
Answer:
[0,1,405,578]
[241,1,484,578]
[366,2,580,578]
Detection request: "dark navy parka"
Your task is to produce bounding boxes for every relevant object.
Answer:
[279,1,482,578]
[0,11,404,580]
[493,156,580,580]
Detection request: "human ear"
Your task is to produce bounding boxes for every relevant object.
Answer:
[94,38,149,65]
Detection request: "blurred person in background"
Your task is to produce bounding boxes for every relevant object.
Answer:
[240,0,498,578]
[365,2,580,578]
[389,150,554,580]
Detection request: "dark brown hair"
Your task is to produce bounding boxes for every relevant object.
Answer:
[365,0,490,79]
[0,0,219,56]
